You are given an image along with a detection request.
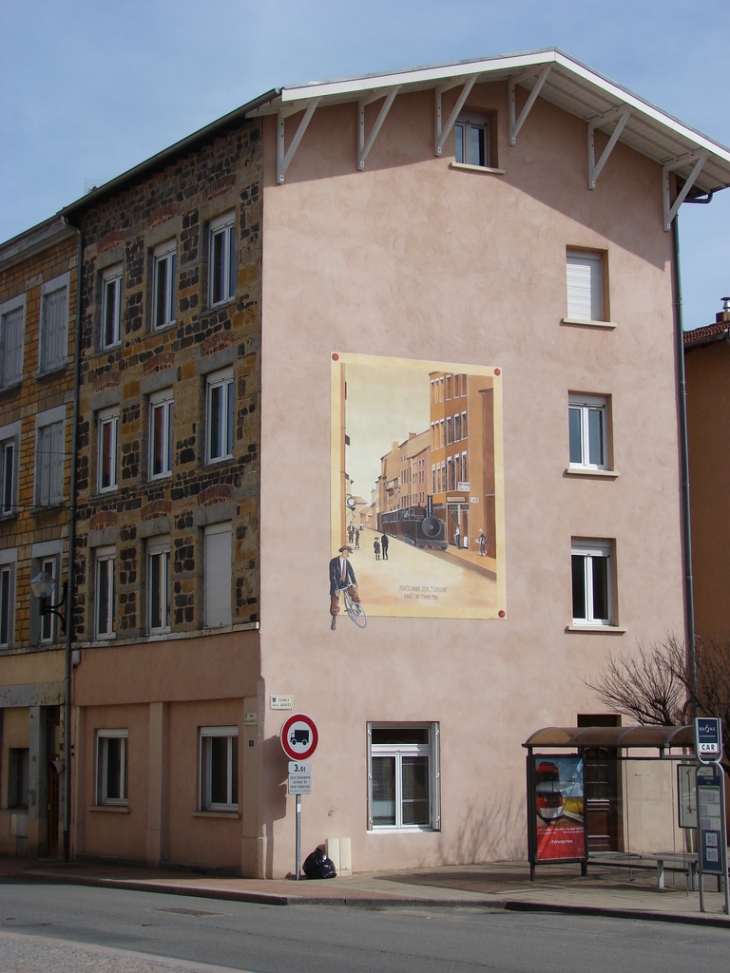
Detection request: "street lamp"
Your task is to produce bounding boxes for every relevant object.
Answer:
[30,571,67,634]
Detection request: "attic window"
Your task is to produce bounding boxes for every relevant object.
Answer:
[455,114,490,168]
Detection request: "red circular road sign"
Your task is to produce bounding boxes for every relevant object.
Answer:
[280,714,319,760]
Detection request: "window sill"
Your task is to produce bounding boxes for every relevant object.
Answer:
[566,624,626,634]
[192,810,240,819]
[368,826,437,834]
[564,467,620,479]
[36,361,71,378]
[0,380,23,395]
[561,318,616,330]
[100,343,122,353]
[151,322,176,335]
[32,503,66,514]
[209,296,236,311]
[90,804,130,813]
[449,162,505,176]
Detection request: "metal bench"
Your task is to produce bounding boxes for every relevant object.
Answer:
[588,852,699,890]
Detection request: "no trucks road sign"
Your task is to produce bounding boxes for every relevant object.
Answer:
[280,714,319,761]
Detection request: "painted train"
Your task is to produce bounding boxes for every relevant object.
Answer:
[377,504,448,550]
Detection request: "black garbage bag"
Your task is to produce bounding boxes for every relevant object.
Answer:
[302,846,337,879]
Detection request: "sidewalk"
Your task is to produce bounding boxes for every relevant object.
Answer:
[1,857,729,927]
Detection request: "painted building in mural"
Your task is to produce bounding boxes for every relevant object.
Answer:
[2,49,730,875]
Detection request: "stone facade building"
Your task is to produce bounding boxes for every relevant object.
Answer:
[3,50,730,875]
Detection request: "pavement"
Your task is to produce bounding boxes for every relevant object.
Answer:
[1,855,729,928]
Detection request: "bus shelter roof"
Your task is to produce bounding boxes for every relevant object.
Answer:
[523,725,693,750]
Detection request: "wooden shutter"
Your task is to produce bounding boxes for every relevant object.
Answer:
[50,422,64,503]
[2,307,24,386]
[566,252,603,321]
[204,523,232,627]
[41,288,67,371]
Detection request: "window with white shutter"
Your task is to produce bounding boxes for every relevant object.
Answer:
[0,300,25,388]
[35,409,65,507]
[204,522,232,628]
[566,250,605,322]
[40,284,69,373]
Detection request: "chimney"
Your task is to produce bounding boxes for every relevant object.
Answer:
[716,296,730,323]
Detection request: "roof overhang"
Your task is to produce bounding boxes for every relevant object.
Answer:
[523,724,694,750]
[248,48,730,197]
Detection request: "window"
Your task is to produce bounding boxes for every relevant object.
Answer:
[204,522,232,628]
[153,240,176,329]
[368,723,440,831]
[39,275,69,373]
[0,422,20,516]
[209,212,236,306]
[0,295,25,388]
[96,729,127,805]
[8,748,29,808]
[206,369,234,463]
[149,389,173,479]
[455,114,490,167]
[147,536,170,633]
[0,556,15,648]
[199,726,238,811]
[38,554,59,643]
[572,539,613,626]
[566,250,606,322]
[569,395,609,470]
[35,411,65,507]
[101,265,123,348]
[97,408,119,492]
[95,547,115,638]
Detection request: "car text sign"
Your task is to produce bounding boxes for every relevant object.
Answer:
[694,717,722,762]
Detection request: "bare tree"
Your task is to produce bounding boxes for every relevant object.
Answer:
[586,635,730,769]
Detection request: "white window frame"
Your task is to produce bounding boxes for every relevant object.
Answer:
[96,729,128,805]
[566,249,606,323]
[206,368,234,463]
[568,394,609,471]
[147,535,170,633]
[39,554,59,644]
[149,389,173,480]
[39,272,70,373]
[35,406,65,507]
[0,549,17,649]
[199,726,239,811]
[0,294,25,389]
[209,212,236,307]
[101,264,123,349]
[97,408,119,492]
[152,240,176,330]
[204,522,232,628]
[571,538,614,626]
[95,546,116,639]
[455,113,490,168]
[0,421,20,517]
[367,722,440,832]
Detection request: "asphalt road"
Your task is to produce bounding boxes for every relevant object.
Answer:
[1,881,728,973]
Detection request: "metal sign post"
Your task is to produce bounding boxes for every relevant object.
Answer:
[280,716,318,881]
[693,717,729,915]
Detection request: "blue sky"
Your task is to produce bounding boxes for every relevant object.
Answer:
[1,0,728,329]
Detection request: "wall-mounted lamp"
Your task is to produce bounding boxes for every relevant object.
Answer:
[30,571,67,634]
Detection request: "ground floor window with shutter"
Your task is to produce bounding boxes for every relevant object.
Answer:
[367,723,440,831]
[199,726,238,811]
[204,522,232,627]
[96,729,128,805]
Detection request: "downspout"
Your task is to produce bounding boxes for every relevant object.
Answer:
[671,214,697,698]
[61,217,83,861]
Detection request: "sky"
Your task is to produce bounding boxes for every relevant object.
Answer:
[1,0,728,331]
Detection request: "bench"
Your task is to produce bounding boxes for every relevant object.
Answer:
[588,852,699,891]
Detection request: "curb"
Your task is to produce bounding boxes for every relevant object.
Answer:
[504,899,730,929]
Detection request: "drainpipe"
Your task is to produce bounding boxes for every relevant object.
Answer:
[671,214,697,699]
[61,216,83,861]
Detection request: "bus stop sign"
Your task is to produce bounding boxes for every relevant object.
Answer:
[694,717,722,762]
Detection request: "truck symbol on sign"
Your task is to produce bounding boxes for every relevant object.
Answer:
[290,729,310,746]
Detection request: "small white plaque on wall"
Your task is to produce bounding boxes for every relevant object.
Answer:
[244,711,258,725]
[270,695,293,710]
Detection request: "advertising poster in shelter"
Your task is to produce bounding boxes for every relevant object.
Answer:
[533,755,586,861]
[330,353,505,619]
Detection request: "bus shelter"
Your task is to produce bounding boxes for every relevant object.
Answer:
[523,725,694,881]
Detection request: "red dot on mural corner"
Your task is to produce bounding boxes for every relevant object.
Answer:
[332,353,339,361]
[494,368,501,376]
[498,610,506,618]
